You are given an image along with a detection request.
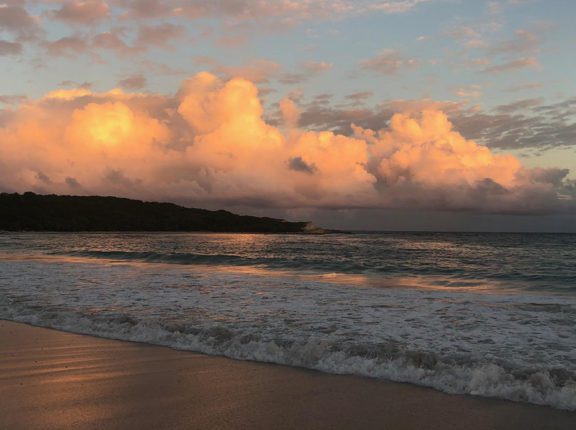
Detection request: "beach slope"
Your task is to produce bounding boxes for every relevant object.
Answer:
[1,320,574,430]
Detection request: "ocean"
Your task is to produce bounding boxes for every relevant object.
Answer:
[1,232,575,410]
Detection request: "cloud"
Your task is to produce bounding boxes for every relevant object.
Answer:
[42,35,88,56]
[295,95,576,152]
[113,0,173,19]
[444,16,548,78]
[133,23,186,50]
[118,74,147,90]
[0,39,22,55]
[454,85,483,99]
[278,61,333,84]
[11,1,436,59]
[0,94,27,105]
[193,57,332,86]
[59,80,93,89]
[40,23,185,57]
[92,29,130,53]
[489,29,542,55]
[0,73,572,215]
[279,97,301,128]
[288,156,317,174]
[360,49,419,75]
[194,57,282,83]
[446,25,489,49]
[114,0,434,22]
[482,57,538,73]
[51,1,110,25]
[505,82,543,93]
[444,99,576,151]
[344,91,374,106]
[0,3,40,40]
[366,0,432,13]
[494,98,542,114]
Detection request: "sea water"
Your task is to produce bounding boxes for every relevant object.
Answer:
[0,232,575,410]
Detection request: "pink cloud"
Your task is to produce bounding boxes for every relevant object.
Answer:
[0,73,572,214]
[483,57,539,73]
[360,49,419,75]
[51,1,110,25]
[0,40,22,55]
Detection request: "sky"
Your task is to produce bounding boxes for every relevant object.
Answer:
[1,0,576,231]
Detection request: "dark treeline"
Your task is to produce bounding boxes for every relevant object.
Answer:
[0,192,318,233]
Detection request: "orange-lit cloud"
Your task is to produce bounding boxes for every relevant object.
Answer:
[0,72,572,213]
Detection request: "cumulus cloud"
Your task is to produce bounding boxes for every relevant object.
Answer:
[0,73,572,214]
[279,97,301,128]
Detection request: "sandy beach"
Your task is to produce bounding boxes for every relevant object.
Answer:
[1,320,574,430]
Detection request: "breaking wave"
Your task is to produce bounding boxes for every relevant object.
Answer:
[2,302,575,411]
[2,232,576,411]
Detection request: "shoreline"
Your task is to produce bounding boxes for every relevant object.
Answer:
[1,320,575,429]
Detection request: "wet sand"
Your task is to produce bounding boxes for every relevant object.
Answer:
[1,320,575,430]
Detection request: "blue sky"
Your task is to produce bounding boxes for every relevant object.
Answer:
[2,1,573,102]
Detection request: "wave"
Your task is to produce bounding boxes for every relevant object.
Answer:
[49,250,576,290]
[57,250,254,266]
[51,250,369,273]
[2,303,575,411]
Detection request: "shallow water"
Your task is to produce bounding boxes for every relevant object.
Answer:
[1,232,575,410]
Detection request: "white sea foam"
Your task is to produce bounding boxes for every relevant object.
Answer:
[1,253,576,410]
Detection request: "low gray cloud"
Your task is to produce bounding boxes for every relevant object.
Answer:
[289,157,317,174]
[294,96,576,152]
